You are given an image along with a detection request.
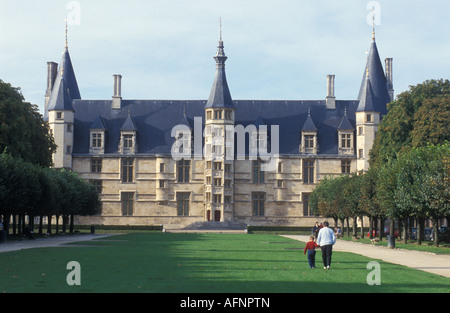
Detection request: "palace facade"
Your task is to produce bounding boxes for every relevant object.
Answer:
[45,29,393,229]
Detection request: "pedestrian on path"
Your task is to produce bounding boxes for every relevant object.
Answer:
[312,222,320,239]
[317,221,336,269]
[303,235,320,268]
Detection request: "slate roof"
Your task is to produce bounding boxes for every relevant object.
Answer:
[337,111,354,130]
[357,40,390,115]
[120,114,138,131]
[49,36,389,159]
[301,112,318,131]
[72,99,358,156]
[47,78,73,111]
[205,40,234,109]
[47,48,81,113]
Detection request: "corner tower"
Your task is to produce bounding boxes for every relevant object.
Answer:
[47,26,81,169]
[356,28,392,172]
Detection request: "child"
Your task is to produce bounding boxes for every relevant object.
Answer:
[303,236,320,268]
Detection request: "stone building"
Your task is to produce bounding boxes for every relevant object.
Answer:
[45,28,393,229]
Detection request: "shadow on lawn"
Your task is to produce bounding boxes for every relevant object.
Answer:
[1,232,449,293]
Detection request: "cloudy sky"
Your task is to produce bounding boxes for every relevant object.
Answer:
[1,0,449,114]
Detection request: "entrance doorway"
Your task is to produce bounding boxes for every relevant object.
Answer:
[214,210,221,222]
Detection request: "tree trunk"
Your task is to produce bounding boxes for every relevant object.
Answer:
[379,217,384,241]
[62,215,67,233]
[432,216,439,247]
[346,218,350,237]
[39,215,43,235]
[29,215,35,232]
[403,218,408,244]
[398,219,403,240]
[352,217,357,238]
[12,214,17,235]
[373,216,378,239]
[47,215,52,235]
[390,219,395,237]
[369,216,373,239]
[417,217,423,245]
[360,216,364,239]
[70,214,75,234]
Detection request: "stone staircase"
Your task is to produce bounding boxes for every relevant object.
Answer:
[165,221,248,233]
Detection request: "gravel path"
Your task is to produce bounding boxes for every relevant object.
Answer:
[0,234,118,253]
[283,235,450,278]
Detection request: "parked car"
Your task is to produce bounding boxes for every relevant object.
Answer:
[431,226,450,243]
[412,228,433,241]
[367,227,399,238]
[411,228,417,240]
[424,228,433,241]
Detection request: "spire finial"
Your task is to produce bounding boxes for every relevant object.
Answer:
[219,17,223,42]
[65,18,68,50]
[214,18,227,67]
[371,8,376,41]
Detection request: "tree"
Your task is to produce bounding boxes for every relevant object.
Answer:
[376,144,450,245]
[342,174,363,238]
[410,96,450,148]
[370,79,450,169]
[359,168,380,239]
[0,80,56,167]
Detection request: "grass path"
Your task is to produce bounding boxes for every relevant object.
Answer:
[0,232,449,293]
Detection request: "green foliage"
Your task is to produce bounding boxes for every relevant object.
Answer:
[0,80,56,167]
[370,79,450,168]
[0,153,100,230]
[376,143,449,221]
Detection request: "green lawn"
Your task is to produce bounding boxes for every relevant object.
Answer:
[0,232,449,293]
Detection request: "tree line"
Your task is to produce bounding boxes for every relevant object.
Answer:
[310,79,450,246]
[0,153,100,235]
[0,79,99,236]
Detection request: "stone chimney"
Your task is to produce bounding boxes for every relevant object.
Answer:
[385,58,394,101]
[45,62,58,111]
[112,74,122,109]
[326,74,336,109]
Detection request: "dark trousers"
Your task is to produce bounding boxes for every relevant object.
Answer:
[307,250,316,268]
[321,244,333,267]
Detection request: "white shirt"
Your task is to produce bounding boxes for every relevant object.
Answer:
[317,227,336,246]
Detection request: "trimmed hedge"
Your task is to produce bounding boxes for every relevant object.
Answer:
[247,225,312,234]
[75,225,164,232]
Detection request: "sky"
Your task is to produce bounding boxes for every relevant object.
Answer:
[0,0,449,115]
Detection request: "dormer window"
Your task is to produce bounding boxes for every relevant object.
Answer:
[119,131,137,154]
[366,114,372,122]
[123,134,133,148]
[300,110,318,155]
[338,131,354,155]
[301,131,318,154]
[92,133,102,148]
[90,131,106,155]
[119,114,138,154]
[89,115,107,155]
[57,112,63,120]
[304,135,315,149]
[337,110,355,155]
